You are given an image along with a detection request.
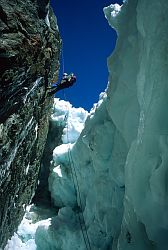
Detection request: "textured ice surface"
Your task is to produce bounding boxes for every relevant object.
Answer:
[51,98,88,143]
[35,91,126,250]
[104,0,168,249]
[4,206,50,250]
[40,0,168,249]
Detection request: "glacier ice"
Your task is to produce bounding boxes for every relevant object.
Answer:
[5,0,168,249]
[35,92,126,250]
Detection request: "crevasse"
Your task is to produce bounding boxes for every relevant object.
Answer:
[5,0,168,249]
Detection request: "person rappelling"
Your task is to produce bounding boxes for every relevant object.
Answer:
[47,73,76,96]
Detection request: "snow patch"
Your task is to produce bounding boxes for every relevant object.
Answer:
[23,77,43,104]
[52,98,88,143]
[53,165,62,177]
[45,11,50,28]
[103,4,122,29]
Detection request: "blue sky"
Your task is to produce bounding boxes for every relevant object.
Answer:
[51,0,123,111]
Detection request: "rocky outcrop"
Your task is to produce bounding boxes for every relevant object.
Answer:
[0,0,61,247]
[32,118,64,208]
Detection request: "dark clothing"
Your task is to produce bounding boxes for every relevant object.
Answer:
[47,75,76,96]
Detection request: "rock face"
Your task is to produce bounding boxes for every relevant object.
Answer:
[0,0,61,247]
[32,117,64,209]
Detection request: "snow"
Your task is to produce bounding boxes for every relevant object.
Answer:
[53,165,62,177]
[25,163,30,175]
[5,233,36,250]
[48,99,88,209]
[103,4,122,30]
[45,11,50,28]
[4,206,50,250]
[109,4,121,18]
[5,0,168,249]
[23,77,43,104]
[51,98,88,144]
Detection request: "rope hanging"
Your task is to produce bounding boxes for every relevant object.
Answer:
[63,90,91,250]
[60,43,91,249]
[66,121,92,250]
[61,41,65,75]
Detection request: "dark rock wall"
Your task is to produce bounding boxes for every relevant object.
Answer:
[0,0,61,248]
[33,119,64,208]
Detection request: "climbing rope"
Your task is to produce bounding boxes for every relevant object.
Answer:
[63,90,91,250]
[60,43,91,249]
[61,40,65,76]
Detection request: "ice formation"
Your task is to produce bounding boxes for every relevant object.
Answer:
[5,0,168,249]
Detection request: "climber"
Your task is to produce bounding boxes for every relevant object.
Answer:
[47,73,76,96]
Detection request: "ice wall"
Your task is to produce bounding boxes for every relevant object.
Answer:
[104,1,168,249]
[36,0,168,249]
